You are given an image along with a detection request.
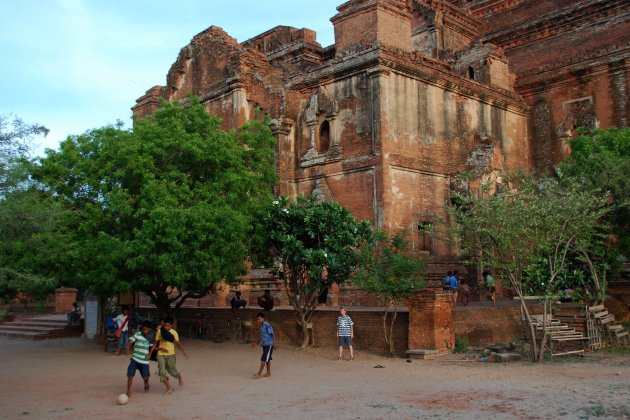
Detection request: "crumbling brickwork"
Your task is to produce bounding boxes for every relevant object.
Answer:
[133,0,629,303]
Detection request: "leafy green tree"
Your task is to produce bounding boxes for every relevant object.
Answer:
[32,98,277,317]
[0,114,48,195]
[446,176,611,362]
[559,127,630,253]
[353,229,427,354]
[262,195,371,348]
[0,115,61,308]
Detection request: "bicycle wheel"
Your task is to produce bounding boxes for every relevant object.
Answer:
[201,324,212,341]
[188,323,198,339]
[212,331,224,343]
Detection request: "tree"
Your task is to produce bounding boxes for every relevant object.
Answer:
[353,229,427,354]
[0,114,49,195]
[31,98,277,317]
[0,115,60,308]
[446,176,611,362]
[261,195,371,348]
[559,127,630,253]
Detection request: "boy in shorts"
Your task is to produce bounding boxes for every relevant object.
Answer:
[337,306,354,360]
[126,320,152,397]
[149,317,188,394]
[253,312,275,378]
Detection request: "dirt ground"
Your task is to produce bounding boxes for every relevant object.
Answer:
[0,337,628,420]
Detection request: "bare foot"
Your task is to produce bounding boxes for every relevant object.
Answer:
[263,373,271,377]
[178,376,183,386]
[164,388,174,395]
[144,383,150,392]
[253,373,262,379]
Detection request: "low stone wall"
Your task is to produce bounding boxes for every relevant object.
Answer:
[174,307,409,355]
[153,302,529,355]
[452,306,522,346]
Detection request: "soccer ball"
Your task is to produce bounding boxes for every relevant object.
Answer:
[117,393,129,405]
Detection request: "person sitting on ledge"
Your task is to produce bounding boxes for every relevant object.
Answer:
[230,291,247,310]
[66,302,82,325]
[257,289,275,311]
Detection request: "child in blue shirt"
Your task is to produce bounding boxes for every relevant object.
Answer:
[253,312,276,378]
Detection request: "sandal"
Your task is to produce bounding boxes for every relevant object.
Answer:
[350,357,354,360]
[337,357,342,360]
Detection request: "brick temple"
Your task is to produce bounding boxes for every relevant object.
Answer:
[132,0,629,311]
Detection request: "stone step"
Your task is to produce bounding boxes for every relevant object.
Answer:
[492,352,522,362]
[0,324,60,333]
[0,330,49,340]
[9,320,68,328]
[0,315,82,340]
[406,349,440,360]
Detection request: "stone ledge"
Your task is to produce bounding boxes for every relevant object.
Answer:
[406,349,440,360]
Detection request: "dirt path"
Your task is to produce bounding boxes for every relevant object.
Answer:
[0,337,628,419]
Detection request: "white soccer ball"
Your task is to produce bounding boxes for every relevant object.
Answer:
[117,393,129,405]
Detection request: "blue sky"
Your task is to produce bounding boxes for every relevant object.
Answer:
[0,0,341,155]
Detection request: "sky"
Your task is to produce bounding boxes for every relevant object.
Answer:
[0,0,341,156]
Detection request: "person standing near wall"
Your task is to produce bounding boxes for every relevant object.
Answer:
[483,270,496,307]
[337,306,354,360]
[449,271,459,306]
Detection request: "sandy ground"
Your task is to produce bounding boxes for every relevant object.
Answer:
[0,337,629,420]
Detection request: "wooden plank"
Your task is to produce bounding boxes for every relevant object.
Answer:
[587,305,605,312]
[551,337,588,342]
[551,349,584,357]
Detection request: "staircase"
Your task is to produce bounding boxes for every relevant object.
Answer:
[0,314,83,340]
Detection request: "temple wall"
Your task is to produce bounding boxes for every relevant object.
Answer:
[377,71,528,247]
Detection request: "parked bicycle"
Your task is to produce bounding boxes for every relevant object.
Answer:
[213,317,251,344]
[232,317,251,344]
[188,313,212,340]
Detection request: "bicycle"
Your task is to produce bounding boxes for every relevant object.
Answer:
[212,319,231,343]
[232,317,251,344]
[213,317,251,344]
[188,313,212,340]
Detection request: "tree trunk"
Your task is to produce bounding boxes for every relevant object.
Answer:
[151,289,175,320]
[510,281,539,362]
[388,308,398,354]
[382,310,389,348]
[295,310,309,348]
[537,297,548,363]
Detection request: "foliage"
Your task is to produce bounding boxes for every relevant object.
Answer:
[0,115,60,305]
[353,229,427,353]
[559,127,630,253]
[0,114,48,195]
[262,195,371,347]
[454,337,469,354]
[0,190,68,303]
[31,98,277,316]
[445,175,612,362]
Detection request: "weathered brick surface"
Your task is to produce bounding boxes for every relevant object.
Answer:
[54,287,78,314]
[132,0,629,319]
[171,301,524,352]
[407,289,454,352]
[173,307,409,355]
[452,306,522,346]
